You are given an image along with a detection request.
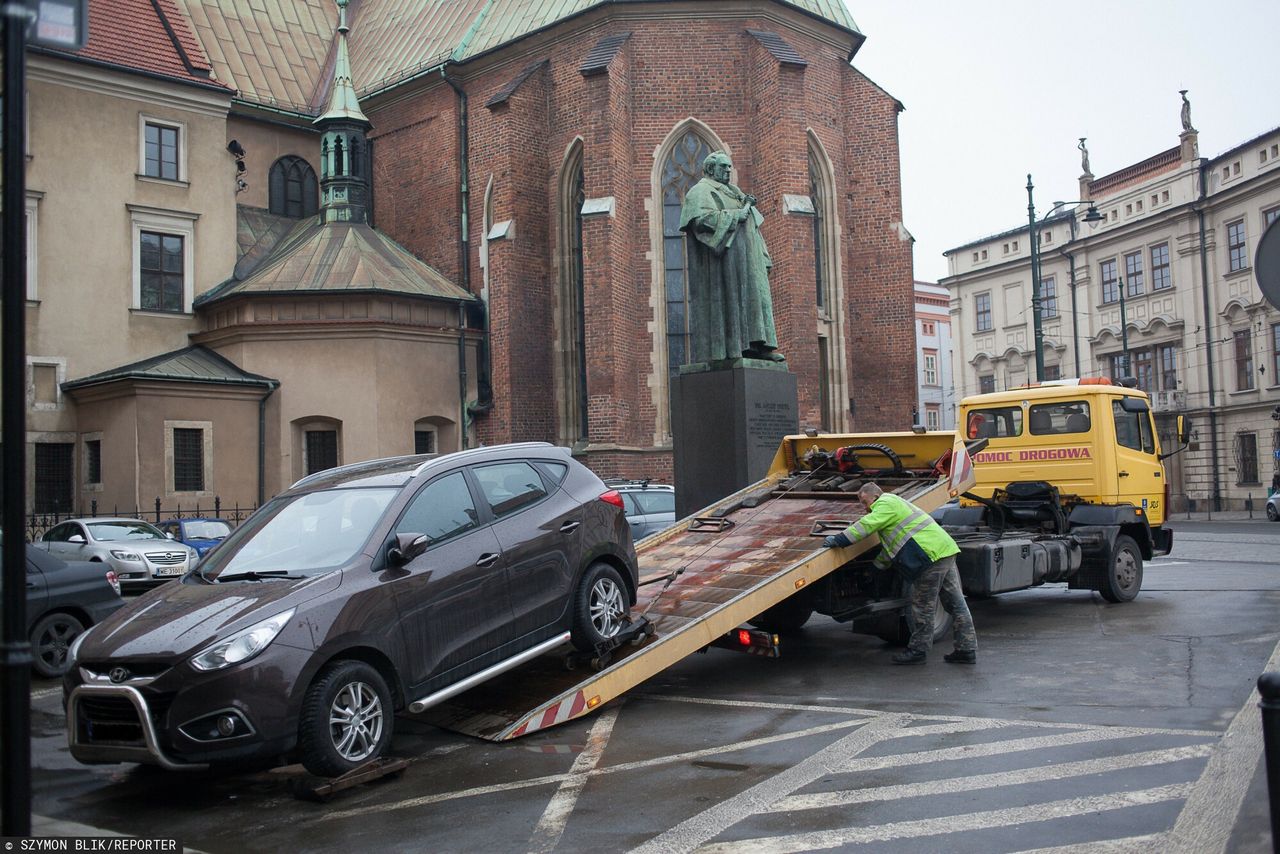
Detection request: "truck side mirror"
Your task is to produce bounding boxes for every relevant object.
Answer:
[1119,396,1150,414]
[1177,415,1192,445]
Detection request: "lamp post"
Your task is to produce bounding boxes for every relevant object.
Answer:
[1026,175,1104,382]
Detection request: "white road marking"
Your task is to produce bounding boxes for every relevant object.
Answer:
[632,714,911,854]
[695,783,1192,854]
[527,705,619,854]
[1149,560,1189,566]
[30,687,61,700]
[773,744,1214,811]
[1165,635,1280,854]
[1008,833,1165,853]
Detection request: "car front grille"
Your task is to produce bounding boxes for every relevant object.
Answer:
[145,551,187,566]
[77,692,174,746]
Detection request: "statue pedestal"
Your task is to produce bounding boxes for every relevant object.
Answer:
[671,363,798,518]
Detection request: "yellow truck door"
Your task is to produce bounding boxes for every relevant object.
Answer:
[1108,396,1165,525]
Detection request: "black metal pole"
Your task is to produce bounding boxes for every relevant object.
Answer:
[1,2,32,838]
[1260,672,1280,854]
[1027,175,1045,382]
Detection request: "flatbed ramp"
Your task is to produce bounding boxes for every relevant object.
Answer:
[418,435,966,742]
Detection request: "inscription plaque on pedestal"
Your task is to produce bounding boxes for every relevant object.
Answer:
[671,364,798,518]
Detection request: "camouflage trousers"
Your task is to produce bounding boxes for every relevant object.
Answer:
[907,555,977,655]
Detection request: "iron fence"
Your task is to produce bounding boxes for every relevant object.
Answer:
[25,497,258,542]
[1168,492,1276,518]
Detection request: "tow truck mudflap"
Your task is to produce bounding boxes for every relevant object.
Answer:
[830,597,910,624]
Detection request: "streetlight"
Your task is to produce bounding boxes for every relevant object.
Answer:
[1026,174,1104,381]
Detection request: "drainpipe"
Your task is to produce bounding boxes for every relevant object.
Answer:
[458,303,469,450]
[1196,160,1223,510]
[258,381,278,506]
[443,67,493,432]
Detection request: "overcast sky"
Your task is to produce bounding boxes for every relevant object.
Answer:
[845,0,1280,283]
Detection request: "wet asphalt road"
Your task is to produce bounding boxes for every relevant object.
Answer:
[26,520,1280,853]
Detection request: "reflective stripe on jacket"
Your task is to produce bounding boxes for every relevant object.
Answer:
[844,493,960,572]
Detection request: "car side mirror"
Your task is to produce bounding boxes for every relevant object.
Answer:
[68,534,85,544]
[165,532,176,540]
[387,533,430,568]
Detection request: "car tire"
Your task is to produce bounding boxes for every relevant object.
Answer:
[297,660,394,778]
[1268,503,1278,522]
[30,612,86,679]
[1099,534,1143,603]
[570,563,629,653]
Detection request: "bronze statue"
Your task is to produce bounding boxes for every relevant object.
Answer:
[678,152,783,365]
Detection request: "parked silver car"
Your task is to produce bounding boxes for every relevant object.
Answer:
[604,479,676,541]
[35,518,198,591]
[1267,491,1278,522]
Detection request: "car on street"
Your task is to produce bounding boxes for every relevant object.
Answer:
[1267,491,1278,522]
[24,546,124,678]
[34,518,198,592]
[64,443,639,777]
[156,517,234,556]
[604,479,676,541]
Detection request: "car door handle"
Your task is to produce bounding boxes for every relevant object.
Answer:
[1118,471,1130,477]
[559,521,581,534]
[476,553,501,568]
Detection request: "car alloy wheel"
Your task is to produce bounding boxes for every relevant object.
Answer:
[590,576,626,640]
[571,562,631,652]
[329,680,384,764]
[30,613,86,679]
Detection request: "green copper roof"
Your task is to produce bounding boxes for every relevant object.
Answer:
[195,218,476,307]
[63,346,278,392]
[317,0,370,124]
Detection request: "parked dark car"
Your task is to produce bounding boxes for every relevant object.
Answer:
[156,517,233,556]
[64,443,638,776]
[24,546,124,678]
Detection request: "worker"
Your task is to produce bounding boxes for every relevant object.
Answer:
[823,482,977,665]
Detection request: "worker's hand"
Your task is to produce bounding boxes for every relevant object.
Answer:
[823,535,841,548]
[823,533,851,548]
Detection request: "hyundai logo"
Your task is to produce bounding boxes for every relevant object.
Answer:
[108,667,131,684]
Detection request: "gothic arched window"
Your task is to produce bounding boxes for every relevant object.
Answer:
[661,131,713,376]
[269,155,318,218]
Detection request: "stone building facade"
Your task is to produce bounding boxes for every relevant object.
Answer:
[23,0,919,517]
[943,110,1280,509]
[913,281,955,431]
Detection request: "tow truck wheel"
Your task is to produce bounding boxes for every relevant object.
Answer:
[571,563,628,652]
[297,661,393,778]
[877,604,954,646]
[748,593,815,633]
[1099,535,1143,603]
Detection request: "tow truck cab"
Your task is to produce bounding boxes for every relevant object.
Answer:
[937,378,1190,602]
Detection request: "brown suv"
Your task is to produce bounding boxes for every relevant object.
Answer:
[64,443,638,776]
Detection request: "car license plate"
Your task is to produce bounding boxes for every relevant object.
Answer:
[154,566,185,577]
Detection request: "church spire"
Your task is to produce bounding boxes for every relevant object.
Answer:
[315,0,372,223]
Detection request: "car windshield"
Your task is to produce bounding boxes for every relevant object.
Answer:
[87,521,167,542]
[185,520,232,540]
[200,487,397,579]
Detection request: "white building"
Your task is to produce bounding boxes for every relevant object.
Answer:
[914,281,956,430]
[942,103,1280,510]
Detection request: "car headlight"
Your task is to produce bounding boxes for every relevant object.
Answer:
[67,626,93,667]
[190,609,295,672]
[110,549,142,561]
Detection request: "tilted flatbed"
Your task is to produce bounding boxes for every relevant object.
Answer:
[418,431,975,741]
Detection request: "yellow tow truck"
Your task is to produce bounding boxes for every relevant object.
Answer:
[936,377,1190,602]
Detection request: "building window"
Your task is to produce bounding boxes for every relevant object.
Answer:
[1100,258,1119,304]
[84,438,101,486]
[921,320,936,336]
[1227,220,1248,272]
[1158,344,1178,391]
[139,231,184,312]
[1272,322,1280,385]
[662,130,714,376]
[1151,242,1171,290]
[129,205,196,314]
[305,429,339,475]
[1042,229,1052,244]
[139,117,184,182]
[172,428,204,492]
[1265,206,1280,228]
[978,374,995,394]
[1042,364,1061,381]
[1124,251,1144,296]
[981,249,988,261]
[34,443,74,514]
[809,150,829,312]
[925,406,940,430]
[971,251,979,263]
[975,292,992,332]
[1133,349,1153,392]
[269,156,319,218]
[25,192,40,300]
[166,420,212,495]
[1235,432,1259,484]
[1041,276,1057,317]
[414,428,436,455]
[923,350,938,386]
[1234,329,1254,391]
[567,152,588,441]
[1108,352,1130,380]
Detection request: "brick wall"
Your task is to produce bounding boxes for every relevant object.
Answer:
[365,11,914,477]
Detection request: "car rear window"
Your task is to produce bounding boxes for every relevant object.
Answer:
[472,462,548,518]
[1028,400,1091,435]
[965,407,1023,439]
[631,491,675,514]
[535,461,569,485]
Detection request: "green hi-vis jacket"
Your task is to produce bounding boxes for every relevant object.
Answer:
[844,493,960,581]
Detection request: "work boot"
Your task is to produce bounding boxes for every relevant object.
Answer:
[944,649,977,664]
[891,650,927,665]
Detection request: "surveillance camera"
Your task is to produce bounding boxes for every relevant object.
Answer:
[236,178,248,192]
[227,139,246,158]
